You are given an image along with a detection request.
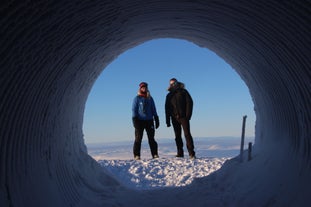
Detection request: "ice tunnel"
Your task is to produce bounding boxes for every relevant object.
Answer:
[0,1,310,206]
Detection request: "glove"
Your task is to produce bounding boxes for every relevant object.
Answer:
[132,117,139,128]
[154,116,159,129]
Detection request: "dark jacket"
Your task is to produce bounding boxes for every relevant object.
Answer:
[165,82,193,124]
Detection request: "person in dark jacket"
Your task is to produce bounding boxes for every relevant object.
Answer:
[132,82,160,160]
[165,78,196,159]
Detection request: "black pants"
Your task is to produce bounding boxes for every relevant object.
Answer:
[133,120,158,157]
[172,117,195,157]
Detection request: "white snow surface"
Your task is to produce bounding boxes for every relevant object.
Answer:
[88,137,251,190]
[86,137,261,206]
[99,157,228,189]
[86,137,310,207]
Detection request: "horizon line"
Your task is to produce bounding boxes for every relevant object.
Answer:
[85,136,255,145]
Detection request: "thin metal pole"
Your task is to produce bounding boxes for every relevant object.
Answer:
[240,115,247,162]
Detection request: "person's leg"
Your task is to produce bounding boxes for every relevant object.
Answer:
[146,120,158,158]
[133,120,144,158]
[180,118,195,157]
[172,118,184,157]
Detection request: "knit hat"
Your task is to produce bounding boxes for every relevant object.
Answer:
[139,82,148,88]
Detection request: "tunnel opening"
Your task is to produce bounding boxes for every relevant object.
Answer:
[1,1,310,207]
[83,38,256,190]
[83,38,255,156]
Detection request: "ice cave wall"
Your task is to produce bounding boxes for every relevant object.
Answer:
[0,1,310,206]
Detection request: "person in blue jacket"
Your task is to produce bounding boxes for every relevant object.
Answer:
[132,82,160,160]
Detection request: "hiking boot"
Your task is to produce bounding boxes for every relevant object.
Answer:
[189,155,196,160]
[175,154,184,158]
[134,156,141,160]
[153,155,159,159]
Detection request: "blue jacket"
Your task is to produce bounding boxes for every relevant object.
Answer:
[132,95,158,120]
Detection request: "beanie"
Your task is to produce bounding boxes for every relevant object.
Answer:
[139,82,148,88]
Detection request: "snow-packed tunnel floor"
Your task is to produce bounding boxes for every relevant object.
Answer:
[86,138,309,207]
[88,137,252,189]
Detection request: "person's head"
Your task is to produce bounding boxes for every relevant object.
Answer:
[139,82,148,94]
[169,78,178,86]
[168,78,178,91]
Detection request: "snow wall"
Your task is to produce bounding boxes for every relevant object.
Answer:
[0,1,310,206]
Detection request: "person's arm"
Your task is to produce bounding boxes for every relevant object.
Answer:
[165,93,171,127]
[132,96,139,128]
[185,90,193,120]
[150,97,159,129]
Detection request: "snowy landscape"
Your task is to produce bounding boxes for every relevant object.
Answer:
[88,137,251,190]
[86,137,262,206]
[85,136,310,207]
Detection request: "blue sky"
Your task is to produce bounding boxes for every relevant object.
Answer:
[83,38,255,143]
